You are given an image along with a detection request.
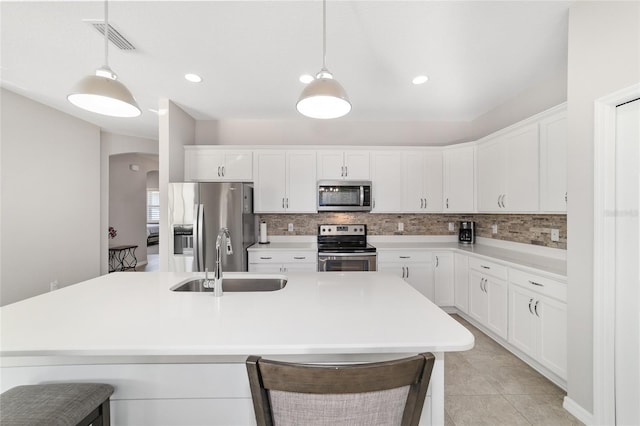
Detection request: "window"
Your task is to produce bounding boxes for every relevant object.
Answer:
[147,190,160,223]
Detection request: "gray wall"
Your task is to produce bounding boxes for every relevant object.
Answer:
[0,88,101,306]
[566,1,640,414]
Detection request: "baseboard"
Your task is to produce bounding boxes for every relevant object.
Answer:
[563,396,593,425]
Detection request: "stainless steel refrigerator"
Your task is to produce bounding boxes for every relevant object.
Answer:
[168,182,255,273]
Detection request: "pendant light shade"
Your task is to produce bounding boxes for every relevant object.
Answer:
[297,0,350,119]
[68,1,140,118]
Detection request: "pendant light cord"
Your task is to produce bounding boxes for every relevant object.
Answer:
[104,0,109,67]
[322,0,327,70]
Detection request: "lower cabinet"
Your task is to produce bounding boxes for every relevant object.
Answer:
[508,269,567,380]
[453,253,469,313]
[433,252,454,306]
[377,250,434,302]
[248,251,317,273]
[468,258,508,340]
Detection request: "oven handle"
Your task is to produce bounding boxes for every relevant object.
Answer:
[360,185,364,207]
[318,252,378,258]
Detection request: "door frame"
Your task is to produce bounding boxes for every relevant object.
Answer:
[593,83,640,426]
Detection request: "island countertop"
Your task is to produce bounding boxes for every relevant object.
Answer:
[0,271,474,364]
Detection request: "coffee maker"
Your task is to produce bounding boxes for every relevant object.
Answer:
[459,221,475,244]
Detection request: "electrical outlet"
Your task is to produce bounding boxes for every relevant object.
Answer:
[551,229,560,242]
[50,280,58,292]
[448,222,455,232]
[287,223,294,232]
[398,222,404,232]
[491,224,498,234]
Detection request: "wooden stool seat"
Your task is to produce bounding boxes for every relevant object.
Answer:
[0,383,114,426]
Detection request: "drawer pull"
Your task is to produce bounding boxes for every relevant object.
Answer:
[259,256,272,260]
[481,265,490,269]
[528,280,544,287]
[399,256,411,259]
[293,256,306,260]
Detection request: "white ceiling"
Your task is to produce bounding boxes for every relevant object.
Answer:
[0,1,569,140]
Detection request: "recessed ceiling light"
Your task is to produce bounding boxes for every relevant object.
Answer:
[412,75,429,85]
[299,74,314,84]
[185,73,202,83]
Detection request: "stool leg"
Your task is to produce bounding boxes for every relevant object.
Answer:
[99,399,111,426]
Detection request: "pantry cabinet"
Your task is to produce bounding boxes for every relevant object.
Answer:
[508,268,567,379]
[253,150,317,213]
[477,123,539,212]
[468,258,508,340]
[184,147,252,181]
[317,150,370,180]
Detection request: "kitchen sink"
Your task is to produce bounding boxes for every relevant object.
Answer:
[171,276,287,292]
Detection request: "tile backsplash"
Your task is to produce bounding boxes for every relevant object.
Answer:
[258,213,567,249]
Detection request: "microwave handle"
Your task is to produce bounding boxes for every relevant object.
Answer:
[360,186,364,207]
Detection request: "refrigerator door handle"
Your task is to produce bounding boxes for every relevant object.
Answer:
[194,203,205,271]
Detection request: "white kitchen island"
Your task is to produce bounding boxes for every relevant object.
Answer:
[0,271,474,425]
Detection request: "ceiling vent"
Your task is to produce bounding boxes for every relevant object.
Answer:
[84,20,135,50]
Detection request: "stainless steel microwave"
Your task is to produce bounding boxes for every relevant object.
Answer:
[317,180,372,212]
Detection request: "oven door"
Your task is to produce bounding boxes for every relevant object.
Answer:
[317,252,377,272]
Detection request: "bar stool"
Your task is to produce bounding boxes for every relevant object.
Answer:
[0,383,114,426]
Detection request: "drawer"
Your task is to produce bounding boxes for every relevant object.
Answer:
[468,257,507,280]
[509,268,566,302]
[376,250,431,264]
[249,251,315,264]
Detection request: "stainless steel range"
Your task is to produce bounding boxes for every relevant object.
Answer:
[317,224,377,272]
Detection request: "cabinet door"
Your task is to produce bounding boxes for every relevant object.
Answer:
[486,277,508,340]
[404,152,426,212]
[468,270,487,324]
[282,263,317,273]
[453,253,469,313]
[317,151,345,180]
[185,149,225,181]
[477,139,506,212]
[344,151,370,179]
[249,263,284,273]
[371,151,403,212]
[222,151,253,180]
[377,262,405,280]
[287,151,317,213]
[423,151,443,212]
[253,151,287,213]
[434,252,454,306]
[538,296,567,379]
[539,111,567,212]
[443,146,475,212]
[406,263,435,302]
[505,124,539,211]
[508,284,538,358]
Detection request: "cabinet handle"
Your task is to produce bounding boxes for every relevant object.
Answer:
[282,198,285,208]
[341,166,344,177]
[528,280,544,287]
[286,198,289,208]
[497,195,501,208]
[435,256,439,267]
[446,198,449,209]
[424,198,427,209]
[217,166,221,177]
[406,266,410,278]
[401,266,406,278]
[565,192,568,203]
[293,256,306,260]
[221,166,225,177]
[502,194,506,208]
[260,256,272,260]
[534,300,540,317]
[480,278,485,292]
[481,265,490,270]
[420,198,424,209]
[345,166,348,177]
[399,256,411,259]
[373,199,376,209]
[528,298,534,314]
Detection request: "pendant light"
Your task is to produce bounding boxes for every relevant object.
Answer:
[68,0,141,117]
[296,0,351,119]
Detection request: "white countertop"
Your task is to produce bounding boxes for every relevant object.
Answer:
[248,242,316,251]
[0,272,474,365]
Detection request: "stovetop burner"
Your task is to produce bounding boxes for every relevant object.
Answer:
[317,224,376,253]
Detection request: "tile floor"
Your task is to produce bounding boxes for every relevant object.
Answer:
[446,315,583,426]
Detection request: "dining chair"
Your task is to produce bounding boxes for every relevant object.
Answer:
[246,352,435,426]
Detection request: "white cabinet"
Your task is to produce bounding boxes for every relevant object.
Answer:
[317,150,370,180]
[184,147,252,181]
[248,250,317,273]
[371,151,403,212]
[378,250,434,302]
[477,123,539,212]
[253,150,316,213]
[453,253,469,313]
[433,252,454,306]
[443,145,475,212]
[539,110,567,212]
[508,269,567,379]
[468,257,508,340]
[404,151,443,212]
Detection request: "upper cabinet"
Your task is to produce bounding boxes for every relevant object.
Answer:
[317,150,370,180]
[253,150,317,213]
[184,147,252,182]
[477,123,539,212]
[443,145,475,212]
[539,110,567,212]
[370,151,403,212]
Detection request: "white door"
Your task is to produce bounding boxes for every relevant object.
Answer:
[477,139,506,212]
[343,151,370,179]
[371,151,403,212]
[453,253,469,313]
[404,152,426,212]
[505,124,539,211]
[253,151,286,212]
[405,263,434,302]
[539,111,568,212]
[287,151,317,212]
[468,270,487,324]
[486,277,508,340]
[508,284,538,359]
[614,98,639,425]
[538,295,568,379]
[317,151,345,180]
[433,252,453,306]
[423,151,443,211]
[443,146,475,212]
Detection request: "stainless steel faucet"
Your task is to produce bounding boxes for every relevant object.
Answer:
[212,227,233,297]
